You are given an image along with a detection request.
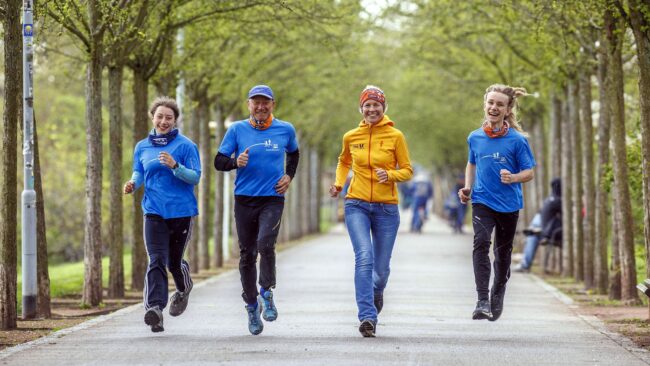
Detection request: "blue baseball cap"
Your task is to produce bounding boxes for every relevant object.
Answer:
[248,85,274,100]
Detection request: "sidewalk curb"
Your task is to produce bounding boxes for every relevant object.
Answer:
[530,274,650,365]
[0,269,236,361]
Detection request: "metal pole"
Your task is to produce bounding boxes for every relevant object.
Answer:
[21,0,37,319]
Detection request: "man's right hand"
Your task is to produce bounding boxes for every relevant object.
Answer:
[237,148,250,168]
[458,187,471,204]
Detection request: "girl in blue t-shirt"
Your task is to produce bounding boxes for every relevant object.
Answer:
[458,84,536,322]
[124,96,201,333]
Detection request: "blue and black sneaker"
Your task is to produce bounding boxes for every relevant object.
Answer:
[245,303,264,335]
[258,288,278,322]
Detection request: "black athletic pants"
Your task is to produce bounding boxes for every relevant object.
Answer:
[234,197,284,305]
[471,203,519,301]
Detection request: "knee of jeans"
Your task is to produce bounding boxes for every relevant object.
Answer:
[258,245,275,258]
[355,251,373,268]
[239,249,257,264]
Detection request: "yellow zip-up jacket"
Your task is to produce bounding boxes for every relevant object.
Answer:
[334,115,413,204]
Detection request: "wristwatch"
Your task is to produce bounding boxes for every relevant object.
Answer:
[173,162,179,169]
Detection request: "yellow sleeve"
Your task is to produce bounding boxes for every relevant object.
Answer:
[334,134,352,188]
[387,133,413,182]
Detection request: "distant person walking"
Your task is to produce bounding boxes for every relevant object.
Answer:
[410,172,433,233]
[214,85,299,335]
[329,85,413,337]
[458,84,535,322]
[124,96,201,333]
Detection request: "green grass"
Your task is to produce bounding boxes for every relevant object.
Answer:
[17,253,133,305]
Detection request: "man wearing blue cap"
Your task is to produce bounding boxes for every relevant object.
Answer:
[214,85,299,335]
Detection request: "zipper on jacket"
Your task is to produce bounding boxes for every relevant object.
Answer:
[368,127,373,202]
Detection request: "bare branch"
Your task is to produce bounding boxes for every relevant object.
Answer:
[46,6,90,50]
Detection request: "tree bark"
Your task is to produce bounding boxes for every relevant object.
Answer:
[531,110,546,208]
[34,118,51,318]
[579,70,595,289]
[560,89,574,278]
[108,65,125,298]
[609,195,622,300]
[628,0,650,313]
[550,94,562,180]
[595,35,611,294]
[81,0,106,307]
[0,0,21,329]
[198,93,211,270]
[213,108,225,268]
[569,78,584,281]
[188,98,200,272]
[130,68,149,291]
[605,5,640,304]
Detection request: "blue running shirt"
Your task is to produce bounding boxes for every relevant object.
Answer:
[132,134,201,218]
[467,128,536,212]
[218,119,299,197]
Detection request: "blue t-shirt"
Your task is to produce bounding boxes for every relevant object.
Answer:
[218,118,299,197]
[133,134,201,219]
[467,127,536,212]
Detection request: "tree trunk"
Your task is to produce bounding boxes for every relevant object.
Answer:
[82,0,105,307]
[595,35,611,294]
[606,5,640,304]
[130,68,149,291]
[550,94,562,180]
[198,93,211,270]
[34,118,51,318]
[188,98,200,272]
[213,108,225,268]
[229,172,239,259]
[609,195,622,300]
[532,110,546,208]
[560,90,574,278]
[308,147,322,233]
[568,78,584,281]
[628,0,650,314]
[0,0,21,329]
[108,65,125,298]
[579,70,595,290]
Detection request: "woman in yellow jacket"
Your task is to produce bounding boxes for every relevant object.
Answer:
[329,85,413,337]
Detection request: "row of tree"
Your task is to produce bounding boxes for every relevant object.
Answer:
[387,0,649,308]
[0,0,366,329]
[2,0,650,330]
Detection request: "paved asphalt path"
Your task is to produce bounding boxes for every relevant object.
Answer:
[2,213,649,365]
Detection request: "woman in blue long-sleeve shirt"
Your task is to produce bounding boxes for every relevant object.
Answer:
[124,96,201,333]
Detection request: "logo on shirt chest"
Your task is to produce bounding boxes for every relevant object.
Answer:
[481,152,507,164]
[248,139,280,152]
[350,143,365,150]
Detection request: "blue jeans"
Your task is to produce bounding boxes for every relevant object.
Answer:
[344,199,400,322]
[521,235,541,269]
[521,213,542,269]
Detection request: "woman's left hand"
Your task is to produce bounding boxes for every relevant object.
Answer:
[375,168,388,183]
[159,151,177,169]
